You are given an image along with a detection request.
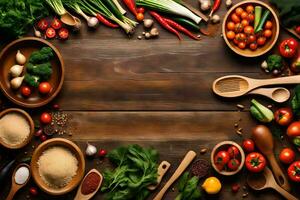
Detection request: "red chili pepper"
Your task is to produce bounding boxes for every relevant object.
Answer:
[209,0,221,17]
[122,0,137,16]
[163,17,200,40]
[96,13,118,28]
[149,11,182,40]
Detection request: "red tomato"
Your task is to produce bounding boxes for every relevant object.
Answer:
[246,5,254,13]
[241,19,249,27]
[279,148,296,164]
[58,28,69,40]
[235,33,246,42]
[247,13,254,22]
[288,161,300,182]
[136,13,144,21]
[245,152,266,173]
[279,38,299,58]
[214,151,230,169]
[37,19,48,31]
[247,34,256,43]
[238,41,246,49]
[38,82,52,94]
[274,107,293,126]
[265,21,273,29]
[226,31,235,40]
[257,36,266,46]
[287,122,300,137]
[46,27,56,39]
[227,21,235,31]
[137,7,145,13]
[228,145,240,158]
[228,159,240,171]
[98,149,107,157]
[242,139,255,153]
[51,18,62,30]
[295,26,300,35]
[233,38,239,45]
[40,112,52,124]
[240,11,248,19]
[244,25,254,35]
[231,13,240,23]
[263,29,272,38]
[234,23,244,33]
[249,43,258,50]
[235,7,244,16]
[20,86,31,97]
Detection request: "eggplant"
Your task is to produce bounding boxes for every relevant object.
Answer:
[0,159,16,185]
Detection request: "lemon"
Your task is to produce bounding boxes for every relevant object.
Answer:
[202,177,222,194]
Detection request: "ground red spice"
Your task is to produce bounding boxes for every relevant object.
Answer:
[81,172,101,195]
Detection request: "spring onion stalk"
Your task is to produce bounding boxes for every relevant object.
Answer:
[136,0,202,24]
[112,0,127,15]
[45,0,67,16]
[255,10,270,33]
[254,6,262,30]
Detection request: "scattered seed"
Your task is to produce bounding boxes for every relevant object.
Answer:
[137,35,142,40]
[243,185,247,190]
[171,188,175,192]
[242,192,248,198]
[200,148,208,154]
[236,130,242,136]
[267,105,272,108]
[238,128,243,132]
[197,34,201,38]
[237,104,245,110]
[142,31,146,35]
[234,123,238,127]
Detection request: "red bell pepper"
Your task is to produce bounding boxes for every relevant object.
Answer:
[279,38,298,58]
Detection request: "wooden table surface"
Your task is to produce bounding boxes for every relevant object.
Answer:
[0,0,299,199]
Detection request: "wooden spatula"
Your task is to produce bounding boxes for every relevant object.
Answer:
[212,75,300,98]
[148,161,171,190]
[153,151,197,200]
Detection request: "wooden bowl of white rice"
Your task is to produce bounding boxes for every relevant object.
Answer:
[31,138,85,195]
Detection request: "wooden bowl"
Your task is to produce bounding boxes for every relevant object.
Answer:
[0,108,34,149]
[211,141,245,176]
[30,138,85,196]
[222,0,279,57]
[0,37,65,108]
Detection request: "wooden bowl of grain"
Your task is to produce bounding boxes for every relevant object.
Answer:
[31,138,85,195]
[222,0,279,57]
[0,108,34,149]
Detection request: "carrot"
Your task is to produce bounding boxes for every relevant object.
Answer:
[122,0,137,16]
[149,11,182,40]
[96,13,119,28]
[163,17,200,40]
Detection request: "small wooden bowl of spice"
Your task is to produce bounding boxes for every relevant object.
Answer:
[0,108,34,149]
[31,138,85,195]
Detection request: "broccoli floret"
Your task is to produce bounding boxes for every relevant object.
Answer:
[29,47,54,64]
[24,74,40,87]
[26,62,52,80]
[267,54,283,71]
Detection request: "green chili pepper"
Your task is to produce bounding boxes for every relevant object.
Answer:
[172,17,200,32]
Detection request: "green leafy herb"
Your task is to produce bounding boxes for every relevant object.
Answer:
[175,172,201,200]
[266,54,283,71]
[101,144,158,200]
[250,99,274,123]
[291,85,300,118]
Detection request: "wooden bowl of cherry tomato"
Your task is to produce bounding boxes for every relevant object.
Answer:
[211,141,245,176]
[222,0,279,57]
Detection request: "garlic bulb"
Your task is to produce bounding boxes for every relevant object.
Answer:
[10,76,24,89]
[16,50,26,65]
[87,17,99,28]
[10,65,24,77]
[261,60,268,69]
[85,142,97,157]
[199,0,211,11]
[211,14,221,24]
[226,0,233,8]
[143,19,154,28]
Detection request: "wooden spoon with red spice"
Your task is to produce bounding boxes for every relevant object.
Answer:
[74,169,103,200]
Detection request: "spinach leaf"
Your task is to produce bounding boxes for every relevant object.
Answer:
[291,85,300,118]
[175,172,201,200]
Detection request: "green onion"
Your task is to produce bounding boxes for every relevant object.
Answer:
[136,0,202,24]
[45,0,67,16]
[112,0,127,15]
[254,6,262,30]
[255,10,270,33]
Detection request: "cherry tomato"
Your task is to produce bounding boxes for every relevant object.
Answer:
[295,26,300,35]
[231,183,240,193]
[228,145,240,158]
[249,43,258,50]
[241,19,249,27]
[279,148,295,164]
[263,29,272,38]
[244,25,254,35]
[257,36,266,46]
[29,187,38,196]
[234,23,243,33]
[279,38,299,58]
[274,107,293,126]
[214,151,230,170]
[245,152,266,173]
[227,159,240,171]
[40,134,47,142]
[242,139,255,153]
[248,13,255,22]
[51,18,62,30]
[20,86,31,97]
[287,122,300,137]
[37,19,48,31]
[240,11,248,20]
[231,13,240,23]
[288,161,300,182]
[238,41,246,49]
[235,33,246,42]
[265,21,273,29]
[45,27,56,39]
[247,34,256,43]
[58,28,69,40]
[226,31,235,40]
[137,7,145,13]
[40,112,52,124]
[235,7,244,16]
[136,13,144,21]
[38,82,52,94]
[98,149,107,157]
[233,38,239,45]
[227,21,235,31]
[246,5,254,13]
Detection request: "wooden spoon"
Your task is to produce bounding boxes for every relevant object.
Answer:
[153,151,197,200]
[249,87,290,103]
[148,161,171,190]
[212,75,300,98]
[61,11,80,26]
[247,167,298,200]
[252,125,291,191]
[6,163,31,200]
[74,169,103,200]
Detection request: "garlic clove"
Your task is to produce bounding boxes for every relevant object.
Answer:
[10,64,24,77]
[150,28,159,37]
[211,14,221,24]
[16,50,26,65]
[10,76,24,89]
[143,19,154,28]
[85,142,97,157]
